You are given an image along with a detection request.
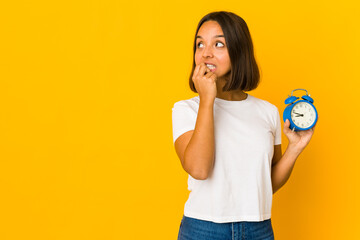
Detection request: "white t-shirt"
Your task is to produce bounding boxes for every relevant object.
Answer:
[172,94,282,223]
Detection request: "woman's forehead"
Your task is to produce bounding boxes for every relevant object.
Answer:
[197,21,224,38]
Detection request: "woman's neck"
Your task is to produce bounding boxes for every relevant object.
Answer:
[216,91,247,101]
[215,78,248,101]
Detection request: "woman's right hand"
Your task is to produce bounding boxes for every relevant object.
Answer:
[192,63,218,103]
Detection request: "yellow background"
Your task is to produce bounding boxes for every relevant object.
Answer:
[0,0,359,239]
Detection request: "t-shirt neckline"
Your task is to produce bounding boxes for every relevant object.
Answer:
[214,93,251,104]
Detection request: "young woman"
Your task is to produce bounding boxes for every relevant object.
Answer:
[172,11,315,240]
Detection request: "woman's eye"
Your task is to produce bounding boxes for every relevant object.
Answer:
[197,42,224,48]
[216,42,224,47]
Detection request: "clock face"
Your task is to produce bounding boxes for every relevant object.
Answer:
[291,101,316,129]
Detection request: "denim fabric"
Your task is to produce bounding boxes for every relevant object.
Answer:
[177,215,274,240]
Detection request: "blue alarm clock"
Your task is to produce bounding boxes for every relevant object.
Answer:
[283,88,318,131]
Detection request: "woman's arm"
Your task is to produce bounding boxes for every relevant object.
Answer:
[174,63,217,180]
[271,119,316,194]
[183,99,215,180]
[271,144,301,194]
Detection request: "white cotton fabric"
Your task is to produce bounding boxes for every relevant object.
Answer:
[172,94,282,223]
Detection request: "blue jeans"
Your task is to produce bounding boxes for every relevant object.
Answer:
[177,215,275,240]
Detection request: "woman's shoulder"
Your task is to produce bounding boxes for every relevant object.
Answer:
[173,95,199,106]
[172,96,200,111]
[250,94,279,112]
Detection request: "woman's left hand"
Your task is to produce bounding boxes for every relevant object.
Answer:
[283,119,316,152]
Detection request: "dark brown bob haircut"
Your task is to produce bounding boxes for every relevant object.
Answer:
[189,11,260,93]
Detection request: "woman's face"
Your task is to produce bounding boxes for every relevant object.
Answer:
[194,20,231,79]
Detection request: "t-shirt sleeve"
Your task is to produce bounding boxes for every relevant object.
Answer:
[274,106,282,145]
[172,101,197,144]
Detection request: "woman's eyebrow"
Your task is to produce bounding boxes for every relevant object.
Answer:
[196,35,225,39]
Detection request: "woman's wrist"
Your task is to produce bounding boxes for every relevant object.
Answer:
[199,99,215,108]
[286,143,303,157]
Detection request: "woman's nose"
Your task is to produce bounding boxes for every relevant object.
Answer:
[202,46,213,58]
